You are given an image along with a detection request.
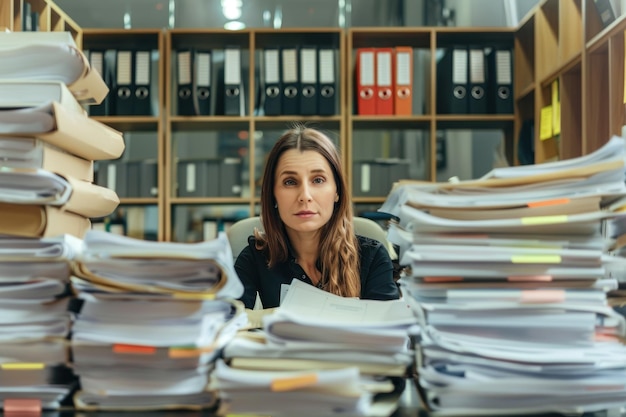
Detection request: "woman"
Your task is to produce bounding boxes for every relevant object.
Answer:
[235,125,399,309]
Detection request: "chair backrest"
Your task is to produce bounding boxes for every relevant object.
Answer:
[227,216,396,262]
[226,216,263,261]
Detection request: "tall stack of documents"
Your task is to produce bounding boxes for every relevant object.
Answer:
[0,235,81,410]
[70,231,246,411]
[380,135,626,415]
[0,31,125,239]
[0,31,124,413]
[212,279,416,416]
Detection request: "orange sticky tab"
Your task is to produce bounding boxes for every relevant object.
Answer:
[4,398,42,416]
[113,344,156,355]
[527,198,570,208]
[508,275,553,282]
[423,276,464,282]
[168,346,214,359]
[270,374,318,392]
[519,290,565,304]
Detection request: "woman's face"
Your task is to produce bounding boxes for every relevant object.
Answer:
[273,149,338,236]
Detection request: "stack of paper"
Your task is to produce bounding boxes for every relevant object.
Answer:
[70,230,246,411]
[0,234,82,409]
[0,31,124,239]
[380,136,626,415]
[213,279,416,416]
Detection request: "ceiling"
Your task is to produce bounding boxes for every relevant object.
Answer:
[54,0,398,30]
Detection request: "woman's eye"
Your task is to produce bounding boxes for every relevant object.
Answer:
[284,179,296,186]
[313,177,325,184]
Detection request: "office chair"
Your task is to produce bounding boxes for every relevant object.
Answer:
[227,216,397,262]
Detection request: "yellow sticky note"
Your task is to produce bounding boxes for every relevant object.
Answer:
[521,215,568,225]
[624,30,626,104]
[552,80,561,136]
[1,363,44,370]
[173,292,215,300]
[511,255,562,264]
[539,105,553,141]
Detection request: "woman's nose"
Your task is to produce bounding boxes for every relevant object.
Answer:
[298,185,313,202]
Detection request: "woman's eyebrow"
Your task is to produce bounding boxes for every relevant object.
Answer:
[278,168,327,176]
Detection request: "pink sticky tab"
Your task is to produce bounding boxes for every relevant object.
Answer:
[4,398,41,417]
[508,275,553,282]
[519,290,565,304]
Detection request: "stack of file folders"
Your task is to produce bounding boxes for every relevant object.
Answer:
[0,235,81,410]
[0,31,125,239]
[379,135,626,416]
[212,279,417,416]
[0,30,124,413]
[69,231,246,411]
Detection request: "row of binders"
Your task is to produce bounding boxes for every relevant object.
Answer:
[173,46,339,117]
[355,47,413,116]
[260,46,337,116]
[436,45,514,114]
[94,160,158,199]
[87,49,156,117]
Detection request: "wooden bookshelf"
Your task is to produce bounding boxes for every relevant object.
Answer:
[71,2,626,242]
[514,0,626,164]
[3,0,82,46]
[162,28,345,242]
[81,29,165,241]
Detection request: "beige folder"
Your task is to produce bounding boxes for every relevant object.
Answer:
[37,102,125,161]
[62,175,119,218]
[37,141,94,182]
[68,45,109,105]
[0,138,94,182]
[0,203,90,239]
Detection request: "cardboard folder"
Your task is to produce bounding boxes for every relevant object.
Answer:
[36,102,125,161]
[67,45,109,106]
[62,175,120,219]
[0,202,90,239]
[0,138,95,182]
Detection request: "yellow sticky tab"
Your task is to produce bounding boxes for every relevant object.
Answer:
[172,292,215,300]
[539,105,553,140]
[623,30,626,104]
[1,363,44,370]
[521,215,568,225]
[511,255,562,264]
[552,80,561,135]
[270,374,318,392]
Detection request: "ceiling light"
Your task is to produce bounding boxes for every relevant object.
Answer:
[221,0,243,20]
[224,21,246,30]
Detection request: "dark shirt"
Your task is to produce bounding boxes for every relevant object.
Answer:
[235,235,399,309]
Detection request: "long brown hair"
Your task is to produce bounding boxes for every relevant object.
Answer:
[255,124,361,298]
